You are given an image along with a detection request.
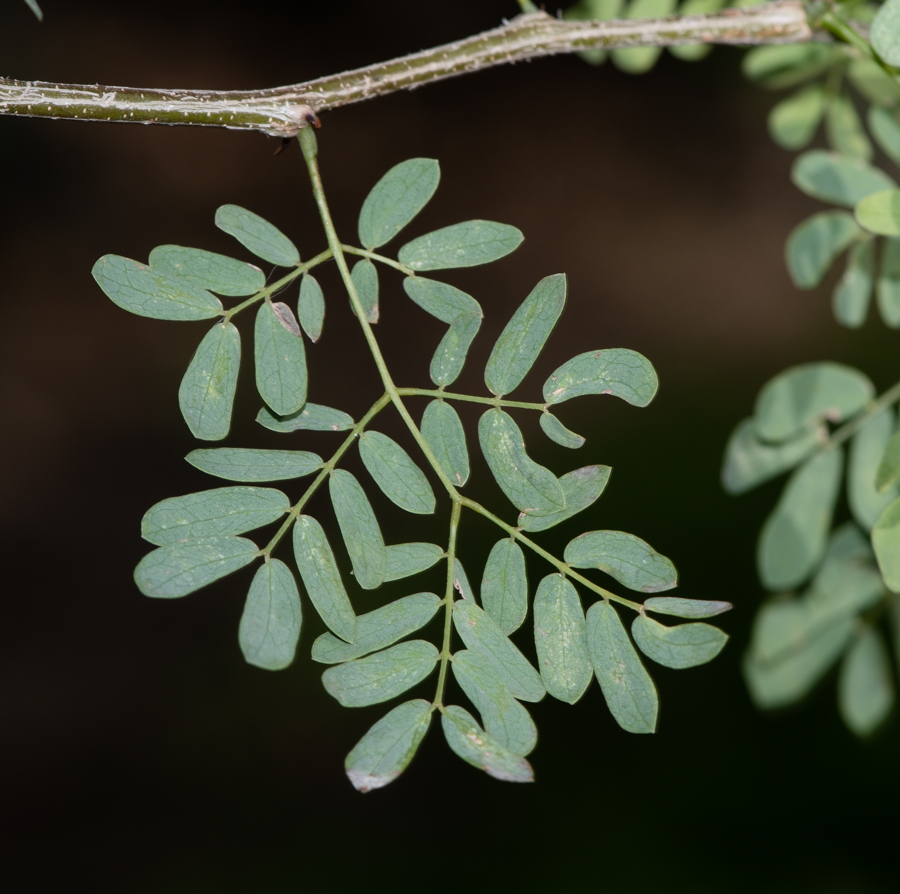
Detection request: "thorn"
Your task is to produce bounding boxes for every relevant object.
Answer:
[273,138,291,156]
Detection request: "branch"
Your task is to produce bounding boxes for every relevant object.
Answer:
[0,2,815,138]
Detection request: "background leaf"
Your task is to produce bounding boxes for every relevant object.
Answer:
[149,245,265,296]
[519,465,611,532]
[565,530,677,593]
[876,428,900,492]
[359,431,436,515]
[215,204,300,266]
[856,190,900,236]
[848,408,896,532]
[631,614,728,669]
[239,559,302,671]
[543,348,659,407]
[481,538,528,636]
[257,403,354,433]
[297,273,325,342]
[178,322,241,441]
[330,469,386,591]
[877,237,900,326]
[791,152,895,208]
[768,85,826,150]
[872,0,900,67]
[421,400,469,486]
[785,211,861,288]
[826,94,872,162]
[441,705,534,783]
[186,447,322,482]
[358,158,440,249]
[869,107,900,167]
[872,497,900,591]
[398,221,523,270]
[484,273,566,397]
[837,626,895,736]
[833,239,875,328]
[254,301,307,416]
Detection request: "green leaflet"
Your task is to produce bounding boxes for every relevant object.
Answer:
[757,449,843,591]
[330,469,386,591]
[185,447,323,482]
[141,486,289,545]
[872,0,900,67]
[239,559,302,671]
[345,699,433,792]
[478,408,565,516]
[876,428,900,492]
[876,237,900,326]
[838,626,895,736]
[135,536,258,599]
[452,650,537,755]
[785,211,862,289]
[721,418,820,495]
[350,258,379,324]
[148,245,265,296]
[848,59,900,108]
[430,313,482,386]
[540,413,585,449]
[453,559,477,602]
[872,497,900,591]
[542,348,658,407]
[869,107,900,167]
[441,705,534,783]
[452,600,545,702]
[215,204,300,267]
[421,400,469,487]
[92,255,223,321]
[856,190,900,237]
[833,239,875,328]
[768,85,826,150]
[398,220,524,271]
[533,574,592,705]
[481,538,528,635]
[254,301,307,416]
[791,151,896,208]
[24,0,42,20]
[742,43,833,90]
[585,601,658,734]
[826,93,872,162]
[565,530,677,593]
[611,0,675,73]
[179,321,241,441]
[358,431,436,515]
[402,277,481,323]
[358,158,440,249]
[519,465,611,533]
[292,515,357,644]
[484,273,566,397]
[297,273,325,342]
[631,614,728,669]
[753,363,873,443]
[643,597,732,619]
[385,542,445,582]
[312,593,441,663]
[849,408,896,531]
[257,403,355,433]
[322,640,439,707]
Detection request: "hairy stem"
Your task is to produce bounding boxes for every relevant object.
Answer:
[0,3,815,137]
[433,501,463,712]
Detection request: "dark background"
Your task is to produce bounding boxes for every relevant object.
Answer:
[1,1,897,890]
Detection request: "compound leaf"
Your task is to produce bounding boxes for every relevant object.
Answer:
[430,313,482,386]
[540,413,585,449]
[350,258,379,323]
[257,403,355,433]
[148,245,265,296]
[421,400,469,487]
[768,85,826,150]
[542,348,658,407]
[753,363,873,443]
[358,158,440,249]
[452,650,537,755]
[484,273,566,396]
[92,255,223,321]
[872,0,900,67]
[849,408,896,531]
[292,515,356,643]
[441,705,534,783]
[385,542,445,582]
[856,189,900,236]
[254,301,307,416]
[359,431,436,515]
[786,211,861,289]
[877,237,900,326]
[833,239,875,328]
[533,574,592,705]
[481,538,528,636]
[322,640,439,707]
[179,321,241,441]
[478,408,565,516]
[403,277,481,323]
[186,447,323,482]
[215,204,300,267]
[585,600,658,734]
[135,536,258,599]
[330,469,386,591]
[519,465,611,533]
[791,151,896,208]
[398,221,523,271]
[758,448,843,591]
[297,273,325,342]
[453,600,545,702]
[345,699,433,792]
[643,597,732,619]
[239,559,302,670]
[838,626,895,736]
[141,486,288,545]
[565,530,677,593]
[312,593,441,664]
[632,614,728,669]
